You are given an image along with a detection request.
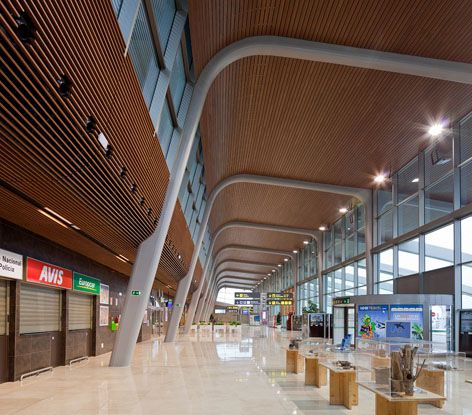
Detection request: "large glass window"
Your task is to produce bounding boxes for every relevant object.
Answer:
[462,216,472,263]
[334,219,343,265]
[378,210,394,244]
[398,196,419,235]
[128,3,160,107]
[398,238,419,277]
[377,183,393,215]
[425,174,454,224]
[357,204,366,254]
[344,265,355,295]
[378,248,394,281]
[462,264,472,309]
[151,0,176,52]
[425,224,454,271]
[345,210,356,260]
[377,249,394,294]
[397,158,419,203]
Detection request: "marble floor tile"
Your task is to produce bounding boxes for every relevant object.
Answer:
[0,327,472,414]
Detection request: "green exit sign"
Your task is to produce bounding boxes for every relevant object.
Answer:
[131,290,141,296]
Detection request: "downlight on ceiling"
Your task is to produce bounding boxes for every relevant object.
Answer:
[339,207,348,214]
[319,225,327,231]
[374,174,387,184]
[277,264,282,267]
[303,240,309,245]
[284,258,288,262]
[412,177,419,183]
[293,250,298,253]
[428,123,444,137]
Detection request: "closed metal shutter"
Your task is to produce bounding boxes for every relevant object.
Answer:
[69,293,92,330]
[0,280,6,335]
[20,284,61,334]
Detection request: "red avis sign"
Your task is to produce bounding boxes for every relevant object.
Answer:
[26,258,72,289]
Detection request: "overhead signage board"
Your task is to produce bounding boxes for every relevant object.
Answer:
[235,299,260,305]
[73,272,100,295]
[0,248,23,280]
[267,292,293,306]
[235,292,261,299]
[26,257,72,289]
[235,292,261,305]
[332,296,352,306]
[226,306,239,313]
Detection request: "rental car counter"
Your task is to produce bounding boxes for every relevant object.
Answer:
[331,294,453,350]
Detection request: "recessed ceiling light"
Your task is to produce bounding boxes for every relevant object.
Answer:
[38,209,68,229]
[116,254,129,263]
[277,264,282,267]
[272,269,276,272]
[412,177,419,183]
[374,174,386,184]
[43,207,72,225]
[177,254,182,260]
[339,207,348,214]
[428,123,443,137]
[303,240,309,245]
[293,250,298,253]
[319,225,326,231]
[284,258,288,262]
[267,273,271,276]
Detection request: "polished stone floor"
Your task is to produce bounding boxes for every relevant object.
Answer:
[0,326,472,414]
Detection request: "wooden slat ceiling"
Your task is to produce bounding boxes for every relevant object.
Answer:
[214,228,307,256]
[0,0,201,292]
[188,0,472,287]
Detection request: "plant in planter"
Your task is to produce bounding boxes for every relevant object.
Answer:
[302,300,319,314]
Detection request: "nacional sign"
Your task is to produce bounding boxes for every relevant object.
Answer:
[0,248,23,280]
[73,272,100,295]
[26,257,72,289]
[267,292,293,306]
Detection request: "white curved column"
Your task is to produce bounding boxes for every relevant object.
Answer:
[111,34,471,366]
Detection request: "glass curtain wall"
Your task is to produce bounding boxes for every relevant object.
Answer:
[323,259,367,313]
[373,110,472,309]
[113,0,212,261]
[321,203,367,313]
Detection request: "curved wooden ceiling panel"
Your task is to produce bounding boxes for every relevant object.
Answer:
[188,1,472,288]
[0,0,200,289]
[213,228,308,255]
[215,249,286,270]
[210,183,352,231]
